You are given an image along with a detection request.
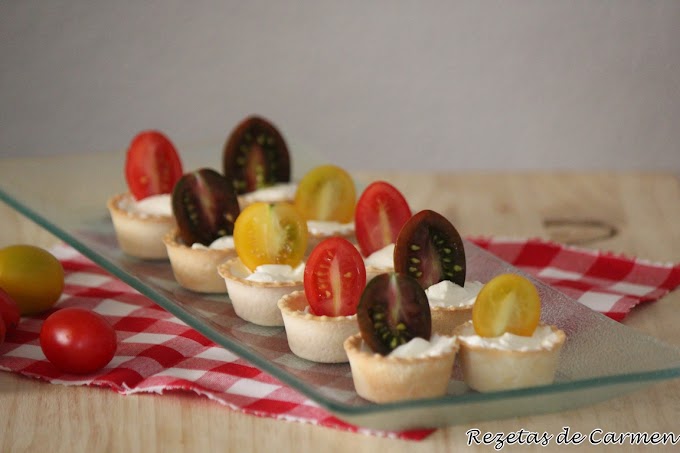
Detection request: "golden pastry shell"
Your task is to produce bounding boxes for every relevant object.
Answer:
[277,290,358,363]
[163,228,236,293]
[107,192,175,260]
[343,333,458,403]
[218,258,303,327]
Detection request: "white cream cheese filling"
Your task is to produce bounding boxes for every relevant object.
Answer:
[121,193,173,217]
[191,235,235,250]
[425,280,484,308]
[457,323,562,351]
[306,220,355,236]
[239,182,297,204]
[363,243,395,268]
[245,263,305,282]
[359,334,457,358]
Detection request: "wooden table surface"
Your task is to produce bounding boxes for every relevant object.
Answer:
[1,152,679,452]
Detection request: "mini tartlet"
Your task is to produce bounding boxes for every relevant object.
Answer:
[278,291,358,363]
[430,306,473,336]
[343,333,458,403]
[163,228,236,293]
[111,130,184,260]
[218,258,303,327]
[107,192,175,260]
[454,320,566,392]
[426,280,484,335]
[237,182,298,210]
[306,221,356,255]
[362,243,395,283]
[364,264,392,284]
[344,272,458,403]
[294,165,357,255]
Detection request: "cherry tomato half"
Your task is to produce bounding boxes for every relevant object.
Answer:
[233,202,308,271]
[39,307,117,374]
[222,115,291,194]
[304,237,367,317]
[0,287,21,331]
[472,273,541,338]
[0,245,64,316]
[125,130,183,200]
[354,181,412,257]
[357,272,431,355]
[294,165,356,222]
[393,209,466,289]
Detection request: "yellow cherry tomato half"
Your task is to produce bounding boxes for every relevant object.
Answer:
[294,165,356,222]
[0,245,65,315]
[472,273,541,338]
[233,202,308,271]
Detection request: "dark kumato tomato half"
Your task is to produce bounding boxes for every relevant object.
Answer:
[394,210,466,289]
[222,116,291,195]
[357,272,431,355]
[172,168,241,246]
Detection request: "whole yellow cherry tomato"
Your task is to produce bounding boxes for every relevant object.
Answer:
[0,245,65,315]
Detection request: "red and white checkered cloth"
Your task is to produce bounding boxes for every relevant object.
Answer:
[470,237,680,321]
[0,238,679,441]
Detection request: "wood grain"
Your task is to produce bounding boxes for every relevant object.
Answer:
[1,162,679,452]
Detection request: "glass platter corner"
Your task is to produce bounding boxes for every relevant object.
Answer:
[2,149,680,431]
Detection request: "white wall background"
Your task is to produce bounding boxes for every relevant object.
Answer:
[1,1,679,172]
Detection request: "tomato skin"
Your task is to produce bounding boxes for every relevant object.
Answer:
[304,237,366,317]
[0,245,65,316]
[354,181,412,257]
[125,130,183,200]
[0,318,5,345]
[40,307,117,374]
[0,287,21,331]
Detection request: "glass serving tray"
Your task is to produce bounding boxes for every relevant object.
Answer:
[2,149,680,431]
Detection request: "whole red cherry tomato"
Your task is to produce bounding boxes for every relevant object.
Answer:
[0,287,21,331]
[39,307,117,374]
[125,130,183,200]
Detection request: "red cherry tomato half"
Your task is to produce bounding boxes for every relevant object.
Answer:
[354,181,412,257]
[304,237,367,317]
[125,130,183,200]
[0,287,21,331]
[39,307,117,374]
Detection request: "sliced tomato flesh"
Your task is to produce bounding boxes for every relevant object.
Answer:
[356,272,431,355]
[304,237,366,317]
[355,181,412,257]
[294,165,356,222]
[171,168,241,246]
[222,116,291,194]
[393,210,466,288]
[125,130,183,200]
[233,202,308,271]
[472,273,541,337]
